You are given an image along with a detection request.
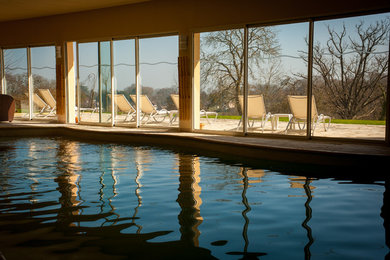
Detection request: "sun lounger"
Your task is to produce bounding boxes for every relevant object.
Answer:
[130,94,169,123]
[285,95,331,134]
[32,93,49,115]
[24,92,49,117]
[109,94,136,122]
[38,89,56,117]
[236,95,272,132]
[170,94,218,124]
[169,94,180,124]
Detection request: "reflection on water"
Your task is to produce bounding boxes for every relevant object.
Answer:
[302,178,314,260]
[55,140,81,227]
[0,138,388,260]
[177,154,203,247]
[227,168,267,258]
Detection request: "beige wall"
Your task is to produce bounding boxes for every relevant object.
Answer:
[1,0,389,47]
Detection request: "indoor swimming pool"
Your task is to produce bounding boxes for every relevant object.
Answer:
[0,137,388,259]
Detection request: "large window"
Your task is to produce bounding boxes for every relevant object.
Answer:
[1,47,56,120]
[199,25,308,134]
[196,12,389,141]
[31,46,56,119]
[78,42,99,123]
[248,22,309,136]
[199,29,244,132]
[99,41,113,123]
[113,39,136,126]
[139,35,178,127]
[77,35,179,127]
[3,48,28,118]
[312,14,389,140]
[77,42,113,124]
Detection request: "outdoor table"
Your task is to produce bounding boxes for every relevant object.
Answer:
[271,113,292,130]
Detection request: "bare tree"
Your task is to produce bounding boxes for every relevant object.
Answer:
[201,28,280,115]
[311,18,389,119]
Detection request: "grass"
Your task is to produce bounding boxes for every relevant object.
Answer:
[331,119,385,125]
[203,115,386,125]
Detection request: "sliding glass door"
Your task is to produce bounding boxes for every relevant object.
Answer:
[77,35,179,128]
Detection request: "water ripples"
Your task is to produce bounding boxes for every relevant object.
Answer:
[0,137,388,259]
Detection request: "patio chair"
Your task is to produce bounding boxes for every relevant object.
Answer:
[109,94,136,122]
[285,95,331,134]
[236,95,272,132]
[24,92,49,117]
[170,94,218,124]
[170,94,180,124]
[32,93,49,115]
[38,89,56,117]
[130,94,169,123]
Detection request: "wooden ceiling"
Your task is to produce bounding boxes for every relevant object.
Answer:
[0,0,151,22]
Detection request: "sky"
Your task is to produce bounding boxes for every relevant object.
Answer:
[2,12,389,92]
[77,35,178,92]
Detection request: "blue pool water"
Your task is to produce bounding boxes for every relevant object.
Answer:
[0,137,388,259]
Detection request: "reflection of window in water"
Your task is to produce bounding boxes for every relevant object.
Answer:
[176,154,203,247]
[55,140,82,226]
[227,167,267,258]
[233,169,314,258]
[289,176,315,258]
[288,176,316,197]
[98,145,119,224]
[27,141,41,199]
[237,168,265,185]
[132,148,153,233]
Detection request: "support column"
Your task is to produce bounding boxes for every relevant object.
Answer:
[66,42,76,124]
[0,48,4,94]
[193,33,201,130]
[56,44,66,123]
[179,32,198,131]
[135,37,141,128]
[27,47,33,120]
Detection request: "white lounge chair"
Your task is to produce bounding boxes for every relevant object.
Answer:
[236,95,272,131]
[130,94,169,123]
[24,92,49,117]
[170,94,218,124]
[285,95,331,134]
[38,89,56,117]
[109,94,136,122]
[169,94,180,124]
[32,93,49,115]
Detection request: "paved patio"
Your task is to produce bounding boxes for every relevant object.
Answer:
[12,112,387,140]
[200,118,386,140]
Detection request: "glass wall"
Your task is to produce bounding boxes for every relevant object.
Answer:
[248,22,309,136]
[31,46,56,119]
[199,25,308,134]
[312,14,389,140]
[78,42,99,123]
[3,48,28,118]
[139,35,178,127]
[99,41,112,123]
[0,49,3,94]
[196,12,389,141]
[113,39,136,126]
[199,29,244,131]
[77,35,178,127]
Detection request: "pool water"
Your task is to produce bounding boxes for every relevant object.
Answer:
[0,137,388,259]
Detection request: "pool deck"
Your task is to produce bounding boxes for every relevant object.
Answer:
[1,121,390,179]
